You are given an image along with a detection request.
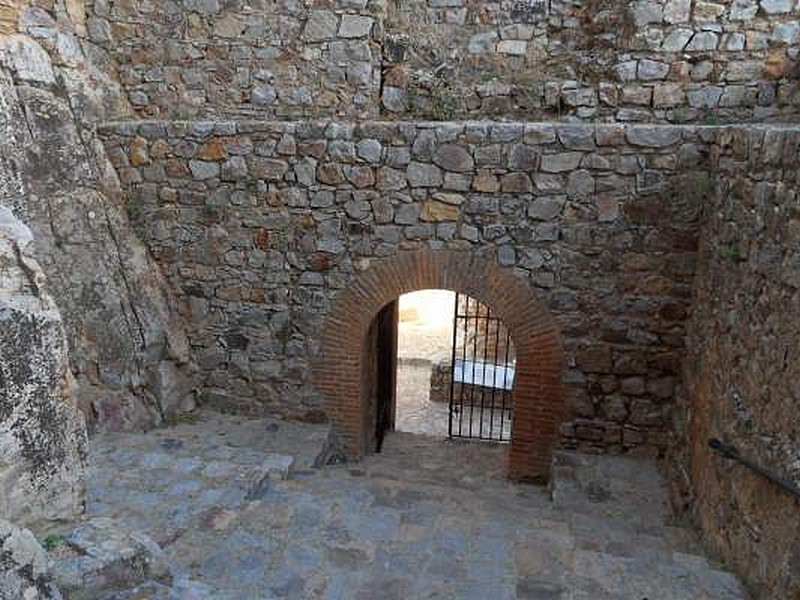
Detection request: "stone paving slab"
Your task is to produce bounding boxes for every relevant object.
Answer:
[49,518,172,600]
[40,411,747,599]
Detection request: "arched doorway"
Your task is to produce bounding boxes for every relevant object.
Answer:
[314,250,564,483]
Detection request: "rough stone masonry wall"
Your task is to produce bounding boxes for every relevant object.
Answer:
[84,0,800,122]
[83,0,384,119]
[100,120,717,455]
[672,126,800,598]
[385,0,800,122]
[0,0,197,432]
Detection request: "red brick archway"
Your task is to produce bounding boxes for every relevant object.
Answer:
[314,250,564,482]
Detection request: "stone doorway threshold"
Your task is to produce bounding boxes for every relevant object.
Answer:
[37,411,747,599]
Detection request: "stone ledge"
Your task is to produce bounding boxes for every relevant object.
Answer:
[97,119,800,138]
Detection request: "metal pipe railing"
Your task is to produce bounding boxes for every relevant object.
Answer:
[708,438,800,501]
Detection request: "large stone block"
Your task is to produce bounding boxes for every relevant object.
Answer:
[49,518,172,600]
[0,39,196,434]
[0,519,61,599]
[0,206,86,526]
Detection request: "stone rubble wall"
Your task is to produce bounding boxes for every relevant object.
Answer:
[386,0,800,122]
[100,119,722,454]
[0,1,197,433]
[83,0,385,120]
[0,206,86,527]
[83,0,800,122]
[672,126,800,598]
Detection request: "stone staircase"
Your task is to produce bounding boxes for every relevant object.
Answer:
[39,414,746,599]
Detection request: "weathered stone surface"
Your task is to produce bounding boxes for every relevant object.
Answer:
[0,32,196,433]
[0,35,55,84]
[557,126,595,150]
[673,130,800,600]
[508,144,540,170]
[541,152,583,173]
[302,11,339,42]
[432,144,474,172]
[760,0,792,13]
[501,172,532,193]
[686,31,719,51]
[529,195,566,220]
[189,159,220,180]
[0,206,86,525]
[626,126,681,148]
[662,29,693,52]
[49,517,172,600]
[420,199,459,222]
[339,15,373,38]
[664,0,691,22]
[687,87,723,108]
[382,86,406,112]
[730,0,759,20]
[653,84,684,107]
[74,0,800,123]
[0,519,61,600]
[637,60,669,81]
[407,162,443,186]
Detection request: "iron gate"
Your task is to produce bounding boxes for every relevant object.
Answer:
[448,293,515,442]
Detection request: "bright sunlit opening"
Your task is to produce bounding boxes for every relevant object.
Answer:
[398,289,456,327]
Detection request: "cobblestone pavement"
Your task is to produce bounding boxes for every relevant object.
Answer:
[53,411,746,599]
[396,310,453,438]
[396,360,450,437]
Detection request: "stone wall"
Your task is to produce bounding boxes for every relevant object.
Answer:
[84,0,384,119]
[672,126,800,598]
[0,206,86,527]
[100,119,717,455]
[385,0,800,122]
[85,0,800,122]
[0,1,197,432]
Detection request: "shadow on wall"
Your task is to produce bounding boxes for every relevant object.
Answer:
[672,130,800,599]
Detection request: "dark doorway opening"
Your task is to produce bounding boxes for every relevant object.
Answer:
[365,300,398,453]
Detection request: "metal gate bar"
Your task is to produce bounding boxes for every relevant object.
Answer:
[448,293,515,442]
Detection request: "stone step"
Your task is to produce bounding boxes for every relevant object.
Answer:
[243,453,295,500]
[48,518,172,600]
[104,577,214,600]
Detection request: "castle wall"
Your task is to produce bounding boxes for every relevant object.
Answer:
[100,119,719,454]
[384,0,800,122]
[84,0,384,119]
[672,126,800,598]
[84,0,800,122]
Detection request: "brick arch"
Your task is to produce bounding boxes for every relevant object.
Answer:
[314,250,564,483]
